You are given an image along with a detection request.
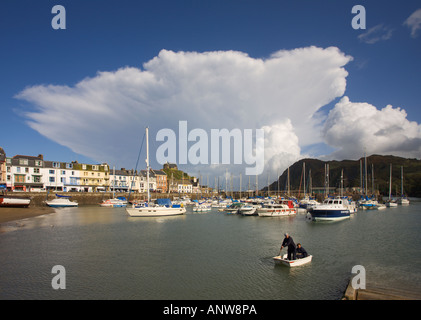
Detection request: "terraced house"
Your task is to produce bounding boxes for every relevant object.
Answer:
[42,160,81,192]
[8,154,44,191]
[71,161,110,192]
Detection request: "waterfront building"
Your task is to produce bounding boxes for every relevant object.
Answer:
[71,162,110,192]
[8,154,45,192]
[152,169,167,193]
[109,168,135,193]
[42,161,82,192]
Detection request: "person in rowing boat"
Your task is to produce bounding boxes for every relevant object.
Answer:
[280,233,296,260]
[296,243,308,259]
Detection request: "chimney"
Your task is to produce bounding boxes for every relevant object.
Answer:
[37,154,44,160]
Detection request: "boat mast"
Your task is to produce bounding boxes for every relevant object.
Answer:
[146,127,150,203]
[389,164,392,200]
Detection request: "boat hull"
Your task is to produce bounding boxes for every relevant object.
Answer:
[0,196,31,208]
[309,209,350,221]
[257,209,296,217]
[126,206,186,217]
[273,254,312,267]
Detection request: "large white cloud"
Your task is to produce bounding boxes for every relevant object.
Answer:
[17,47,351,179]
[322,96,421,160]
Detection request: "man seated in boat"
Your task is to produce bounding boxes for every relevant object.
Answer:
[296,243,308,259]
[280,233,296,260]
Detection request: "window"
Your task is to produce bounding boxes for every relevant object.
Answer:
[25,168,29,173]
[49,170,55,174]
[33,176,41,183]
[33,168,40,174]
[49,177,55,183]
[16,167,21,173]
[66,163,73,169]
[61,170,66,175]
[35,160,43,166]
[92,165,98,171]
[15,175,25,183]
[19,159,28,165]
[82,164,86,170]
[53,162,60,168]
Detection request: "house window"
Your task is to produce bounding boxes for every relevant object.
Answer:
[19,159,28,165]
[66,163,73,169]
[35,160,42,166]
[49,177,55,183]
[61,170,66,175]
[16,167,21,173]
[92,165,98,171]
[33,168,40,174]
[49,170,55,174]
[25,168,29,173]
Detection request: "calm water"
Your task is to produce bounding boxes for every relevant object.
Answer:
[1,200,421,300]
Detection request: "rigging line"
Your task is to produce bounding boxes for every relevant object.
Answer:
[128,130,146,201]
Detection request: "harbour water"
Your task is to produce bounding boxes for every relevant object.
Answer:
[1,200,420,300]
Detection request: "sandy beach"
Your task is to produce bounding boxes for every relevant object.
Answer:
[0,207,55,224]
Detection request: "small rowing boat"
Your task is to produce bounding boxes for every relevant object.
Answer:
[273,254,313,267]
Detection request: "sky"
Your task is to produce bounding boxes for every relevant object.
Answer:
[1,0,420,189]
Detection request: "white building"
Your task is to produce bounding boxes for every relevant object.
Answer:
[42,160,82,192]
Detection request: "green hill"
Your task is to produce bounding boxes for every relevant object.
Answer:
[266,155,421,197]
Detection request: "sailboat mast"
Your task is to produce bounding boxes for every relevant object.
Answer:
[389,164,392,200]
[146,127,150,203]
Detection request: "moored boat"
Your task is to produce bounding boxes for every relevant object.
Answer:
[100,197,127,207]
[0,195,31,208]
[45,194,78,208]
[309,197,350,221]
[257,200,296,217]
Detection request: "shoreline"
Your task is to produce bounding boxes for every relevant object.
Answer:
[0,206,55,224]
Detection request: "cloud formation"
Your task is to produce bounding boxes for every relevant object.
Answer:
[17,47,351,177]
[322,97,421,160]
[404,8,421,38]
[358,24,394,44]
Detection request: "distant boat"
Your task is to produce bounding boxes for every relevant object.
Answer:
[257,200,296,217]
[386,164,398,207]
[101,167,128,207]
[45,194,78,208]
[192,203,211,212]
[0,195,31,208]
[126,127,185,217]
[397,166,410,205]
[309,197,350,221]
[100,197,127,208]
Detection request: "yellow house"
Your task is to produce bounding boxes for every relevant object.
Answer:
[72,161,109,192]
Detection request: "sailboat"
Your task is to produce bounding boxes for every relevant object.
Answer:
[385,164,397,207]
[397,166,410,205]
[126,127,186,217]
[100,166,127,207]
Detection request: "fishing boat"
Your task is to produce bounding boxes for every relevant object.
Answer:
[126,127,185,217]
[308,197,350,221]
[257,200,296,217]
[273,253,313,267]
[0,195,31,208]
[45,194,78,208]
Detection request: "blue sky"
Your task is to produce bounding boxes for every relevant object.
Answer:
[1,0,420,184]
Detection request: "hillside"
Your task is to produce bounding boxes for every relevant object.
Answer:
[265,155,421,197]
